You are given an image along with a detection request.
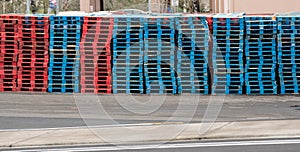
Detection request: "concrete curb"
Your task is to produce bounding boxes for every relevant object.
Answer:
[1,119,300,148]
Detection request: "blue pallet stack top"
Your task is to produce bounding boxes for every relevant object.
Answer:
[212,13,245,95]
[144,16,177,94]
[48,15,83,93]
[277,13,300,94]
[244,15,277,95]
[176,15,209,94]
[112,16,144,94]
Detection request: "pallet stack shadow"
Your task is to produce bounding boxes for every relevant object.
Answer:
[245,15,277,94]
[80,16,113,94]
[112,17,144,94]
[0,15,18,92]
[144,17,177,94]
[17,16,49,92]
[176,16,209,94]
[277,14,300,94]
[49,16,83,93]
[212,13,244,94]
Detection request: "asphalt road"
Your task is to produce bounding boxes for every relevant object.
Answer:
[5,139,300,152]
[0,93,300,130]
[112,143,300,152]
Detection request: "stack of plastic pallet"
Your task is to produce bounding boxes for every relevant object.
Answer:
[112,16,144,94]
[144,17,177,94]
[212,13,244,94]
[49,16,83,93]
[0,15,18,92]
[176,15,209,94]
[17,15,49,92]
[245,15,277,94]
[80,16,113,94]
[277,14,300,94]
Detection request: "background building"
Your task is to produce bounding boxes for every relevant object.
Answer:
[80,0,104,13]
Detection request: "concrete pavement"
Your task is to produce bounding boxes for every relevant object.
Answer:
[1,93,300,129]
[0,93,300,149]
[1,119,300,148]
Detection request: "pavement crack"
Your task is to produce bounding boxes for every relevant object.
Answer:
[10,130,57,147]
[201,122,233,137]
[291,105,300,108]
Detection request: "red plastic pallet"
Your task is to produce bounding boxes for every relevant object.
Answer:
[0,74,17,79]
[17,70,48,75]
[80,16,114,94]
[0,24,18,33]
[81,77,111,85]
[0,14,19,18]
[0,40,18,46]
[0,20,17,25]
[0,62,17,67]
[19,33,49,39]
[0,54,18,62]
[0,15,18,92]
[0,45,18,50]
[81,65,112,73]
[17,87,47,92]
[19,45,49,50]
[0,87,17,92]
[17,62,48,68]
[19,49,48,55]
[0,69,17,75]
[17,81,47,87]
[0,79,17,92]
[81,88,112,94]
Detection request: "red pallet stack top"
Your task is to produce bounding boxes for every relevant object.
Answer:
[17,15,49,92]
[0,15,19,92]
[80,16,114,94]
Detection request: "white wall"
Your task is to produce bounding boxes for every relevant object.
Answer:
[231,0,300,13]
[80,0,90,13]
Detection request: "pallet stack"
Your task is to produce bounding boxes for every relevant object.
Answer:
[17,15,49,92]
[112,17,144,94]
[144,17,177,94]
[245,15,277,94]
[80,16,113,94]
[212,13,244,94]
[277,14,300,94]
[176,15,209,94]
[0,15,18,92]
[48,16,83,93]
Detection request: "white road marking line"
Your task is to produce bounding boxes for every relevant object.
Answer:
[10,139,300,152]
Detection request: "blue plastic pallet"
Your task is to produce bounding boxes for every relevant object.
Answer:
[49,79,80,85]
[280,85,300,94]
[144,61,177,94]
[177,83,209,94]
[112,17,144,94]
[145,80,177,94]
[48,85,80,93]
[246,87,277,95]
[212,85,243,95]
